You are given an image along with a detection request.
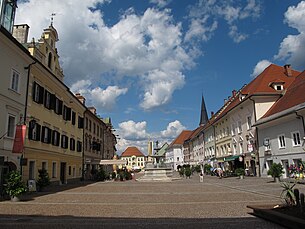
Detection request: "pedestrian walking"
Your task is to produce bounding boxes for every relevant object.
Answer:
[199,171,204,183]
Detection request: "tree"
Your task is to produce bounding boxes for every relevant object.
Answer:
[36,169,51,191]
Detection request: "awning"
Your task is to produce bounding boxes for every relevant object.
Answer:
[224,155,239,162]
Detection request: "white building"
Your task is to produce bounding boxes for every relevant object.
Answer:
[255,71,305,178]
[166,130,192,170]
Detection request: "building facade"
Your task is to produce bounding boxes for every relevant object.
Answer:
[255,71,305,178]
[120,147,146,171]
[14,24,86,184]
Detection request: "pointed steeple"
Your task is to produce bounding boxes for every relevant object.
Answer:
[199,95,208,126]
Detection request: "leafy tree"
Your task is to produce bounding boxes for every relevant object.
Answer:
[36,169,50,191]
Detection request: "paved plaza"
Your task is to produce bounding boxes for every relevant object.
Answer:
[1,173,304,228]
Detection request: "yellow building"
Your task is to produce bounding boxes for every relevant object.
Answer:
[13,23,86,184]
[120,147,146,171]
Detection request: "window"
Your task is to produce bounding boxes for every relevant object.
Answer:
[97,125,99,136]
[292,131,301,146]
[247,116,252,130]
[71,111,76,125]
[70,138,75,151]
[68,166,71,176]
[263,138,271,151]
[85,117,88,129]
[41,126,51,144]
[44,90,52,109]
[231,123,236,136]
[2,0,16,32]
[29,161,35,180]
[10,69,19,92]
[78,116,84,129]
[32,82,44,104]
[77,141,82,152]
[28,120,41,141]
[237,121,242,134]
[52,162,57,178]
[7,114,15,138]
[278,135,286,149]
[61,135,69,149]
[93,123,96,134]
[89,120,92,132]
[42,162,47,170]
[63,105,71,121]
[52,130,60,146]
[54,97,63,115]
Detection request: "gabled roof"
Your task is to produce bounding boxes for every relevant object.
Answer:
[206,64,300,125]
[185,125,205,143]
[261,70,305,119]
[168,130,193,148]
[121,147,145,157]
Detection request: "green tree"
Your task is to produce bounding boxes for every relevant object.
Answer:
[36,169,51,191]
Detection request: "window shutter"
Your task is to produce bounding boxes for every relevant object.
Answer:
[61,135,64,148]
[72,111,76,125]
[28,121,34,140]
[36,124,41,141]
[32,81,37,101]
[52,130,56,145]
[38,85,44,104]
[58,100,63,115]
[67,107,71,121]
[50,94,56,110]
[41,126,46,143]
[47,128,52,143]
[78,116,84,129]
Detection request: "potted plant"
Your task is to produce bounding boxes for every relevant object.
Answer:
[185,167,192,178]
[267,163,284,182]
[5,170,27,201]
[36,169,51,191]
[280,181,296,206]
[235,168,245,179]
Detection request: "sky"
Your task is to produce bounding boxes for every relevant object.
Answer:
[15,0,305,155]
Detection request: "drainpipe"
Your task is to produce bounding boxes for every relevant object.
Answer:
[249,97,261,177]
[24,61,36,124]
[295,111,305,139]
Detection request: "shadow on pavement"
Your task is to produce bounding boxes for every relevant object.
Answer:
[0,214,285,229]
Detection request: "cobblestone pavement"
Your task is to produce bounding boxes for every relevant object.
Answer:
[1,173,302,228]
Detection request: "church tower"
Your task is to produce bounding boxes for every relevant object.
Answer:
[199,95,208,126]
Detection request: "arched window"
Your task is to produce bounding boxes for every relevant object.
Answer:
[48,52,52,68]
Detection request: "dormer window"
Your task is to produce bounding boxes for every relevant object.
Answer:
[239,94,246,101]
[270,81,284,91]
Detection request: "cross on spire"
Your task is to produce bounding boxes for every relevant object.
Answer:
[50,13,56,26]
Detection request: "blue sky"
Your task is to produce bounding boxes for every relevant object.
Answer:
[15,0,305,154]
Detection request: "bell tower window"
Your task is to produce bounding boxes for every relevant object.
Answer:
[48,52,52,69]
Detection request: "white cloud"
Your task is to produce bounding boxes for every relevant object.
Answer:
[251,60,272,78]
[116,119,186,154]
[228,25,248,43]
[70,80,127,111]
[186,0,261,43]
[150,0,172,8]
[15,1,192,111]
[91,86,128,110]
[118,120,148,141]
[161,120,186,138]
[274,1,305,70]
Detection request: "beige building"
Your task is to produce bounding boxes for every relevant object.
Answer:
[120,147,146,171]
[0,0,32,188]
[13,23,86,184]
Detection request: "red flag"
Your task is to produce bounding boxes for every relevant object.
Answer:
[12,125,26,153]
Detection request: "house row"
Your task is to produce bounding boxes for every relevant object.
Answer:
[166,64,304,178]
[0,0,116,188]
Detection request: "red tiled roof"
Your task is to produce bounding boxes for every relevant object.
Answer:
[121,147,145,157]
[169,130,193,148]
[209,64,300,124]
[186,125,204,142]
[262,70,305,118]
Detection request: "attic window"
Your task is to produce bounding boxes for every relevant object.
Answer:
[239,94,246,101]
[275,85,283,91]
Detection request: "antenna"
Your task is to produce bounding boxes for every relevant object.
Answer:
[50,13,56,26]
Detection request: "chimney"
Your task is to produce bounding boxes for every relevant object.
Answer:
[232,90,237,97]
[284,64,292,77]
[75,93,86,105]
[13,24,30,44]
[211,111,214,116]
[88,107,96,115]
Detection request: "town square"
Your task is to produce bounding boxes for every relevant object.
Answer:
[1,1,305,228]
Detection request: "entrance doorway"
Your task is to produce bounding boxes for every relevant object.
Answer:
[282,160,289,178]
[60,162,66,184]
